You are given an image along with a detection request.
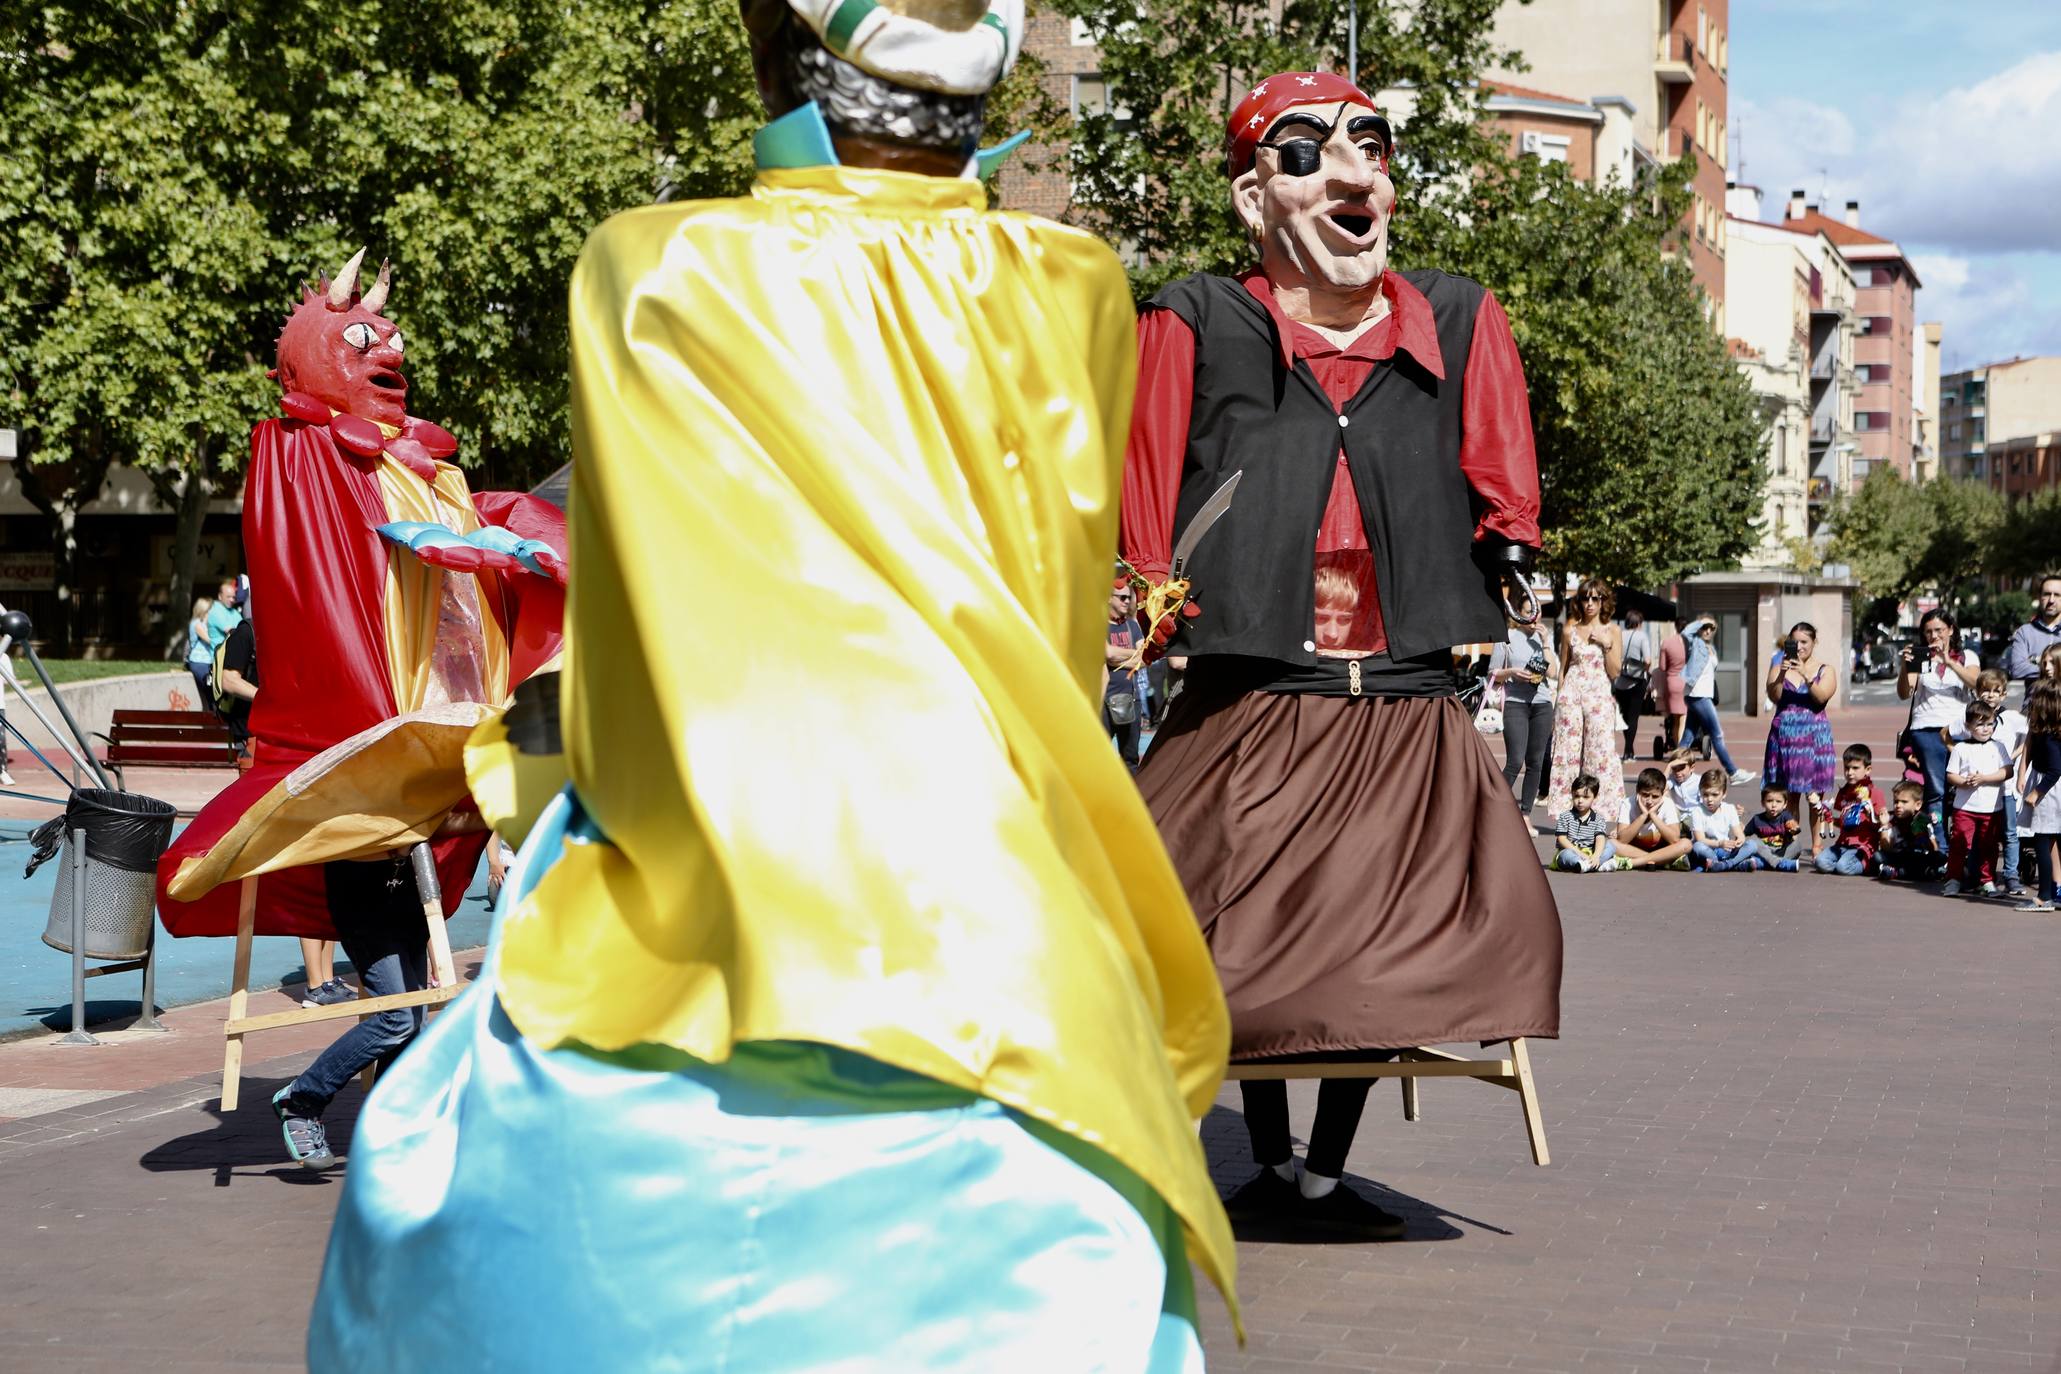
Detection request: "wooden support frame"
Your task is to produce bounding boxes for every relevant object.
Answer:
[1225,1037,1550,1166]
[218,842,465,1113]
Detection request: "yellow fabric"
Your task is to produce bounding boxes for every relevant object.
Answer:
[165,706,487,900]
[491,165,1237,1314]
[462,709,568,849]
[375,459,511,712]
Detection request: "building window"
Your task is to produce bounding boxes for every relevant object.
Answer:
[1854,411,1891,432]
[1858,316,1892,336]
[1069,17,1093,45]
[1071,75,1132,126]
[1519,130,1570,163]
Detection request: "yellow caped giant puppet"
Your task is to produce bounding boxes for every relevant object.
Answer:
[308,0,1237,1368]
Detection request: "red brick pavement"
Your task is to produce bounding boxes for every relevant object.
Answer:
[2,695,2055,1373]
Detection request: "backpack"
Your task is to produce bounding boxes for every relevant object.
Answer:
[210,635,232,714]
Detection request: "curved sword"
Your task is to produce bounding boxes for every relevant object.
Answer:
[1170,470,1243,579]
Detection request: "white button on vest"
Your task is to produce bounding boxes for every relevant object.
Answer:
[1303,639,1317,652]
[1337,414,1350,428]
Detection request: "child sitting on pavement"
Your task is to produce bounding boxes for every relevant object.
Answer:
[1814,744,1887,875]
[1877,779,1946,882]
[1686,768,1781,871]
[1614,767,1693,869]
[1744,784,1804,867]
[1552,773,1616,871]
[1943,700,2013,896]
[1952,670,2028,896]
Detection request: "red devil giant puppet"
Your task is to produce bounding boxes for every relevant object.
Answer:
[1121,74,1564,1235]
[155,250,566,939]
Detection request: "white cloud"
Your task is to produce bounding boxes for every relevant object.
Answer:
[1908,252,2061,371]
[1872,52,2061,253]
[1736,53,2061,256]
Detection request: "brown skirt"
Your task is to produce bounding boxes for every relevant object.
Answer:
[1136,677,1562,1059]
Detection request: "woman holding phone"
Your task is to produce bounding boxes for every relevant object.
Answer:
[1764,621,1838,852]
[1898,608,1981,831]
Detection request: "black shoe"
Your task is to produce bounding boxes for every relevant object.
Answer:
[1298,1183,1407,1239]
[1223,1168,1300,1221]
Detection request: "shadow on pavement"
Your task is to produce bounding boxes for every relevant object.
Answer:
[137,1074,363,1186]
[23,998,158,1033]
[1200,1104,1485,1245]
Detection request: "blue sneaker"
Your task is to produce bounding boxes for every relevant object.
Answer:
[1775,859,1799,872]
[271,1086,335,1170]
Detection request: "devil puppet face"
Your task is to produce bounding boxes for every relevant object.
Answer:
[274,249,409,428]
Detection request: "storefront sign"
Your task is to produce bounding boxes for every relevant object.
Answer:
[0,552,57,590]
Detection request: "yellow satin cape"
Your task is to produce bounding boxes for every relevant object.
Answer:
[490,165,1237,1313]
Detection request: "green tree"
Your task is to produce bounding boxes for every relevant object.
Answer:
[1824,468,2003,609]
[1989,488,2061,581]
[3,0,763,651]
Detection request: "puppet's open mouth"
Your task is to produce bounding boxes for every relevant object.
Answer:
[369,372,406,392]
[1328,212,1375,239]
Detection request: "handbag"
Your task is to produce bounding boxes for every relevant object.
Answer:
[1105,684,1140,726]
[1473,675,1506,735]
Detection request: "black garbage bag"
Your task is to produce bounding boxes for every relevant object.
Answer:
[24,788,176,879]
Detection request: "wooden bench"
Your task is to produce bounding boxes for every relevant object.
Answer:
[97,709,240,785]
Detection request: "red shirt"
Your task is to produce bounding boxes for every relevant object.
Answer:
[1122,269,1540,655]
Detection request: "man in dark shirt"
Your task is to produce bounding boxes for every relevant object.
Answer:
[216,614,257,750]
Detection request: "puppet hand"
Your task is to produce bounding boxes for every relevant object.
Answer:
[1131,578,1197,666]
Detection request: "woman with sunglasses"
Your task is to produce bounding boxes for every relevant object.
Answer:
[1545,579,1625,822]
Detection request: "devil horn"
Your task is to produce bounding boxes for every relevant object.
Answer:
[327,248,368,310]
[359,259,393,314]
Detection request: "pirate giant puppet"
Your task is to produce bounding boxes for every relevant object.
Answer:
[305,0,1239,1367]
[1123,73,1565,1236]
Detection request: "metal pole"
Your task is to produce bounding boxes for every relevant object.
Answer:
[1347,0,1358,78]
[61,827,99,1046]
[16,642,113,790]
[139,922,165,1033]
[0,649,102,787]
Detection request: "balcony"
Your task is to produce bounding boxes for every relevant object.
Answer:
[1655,30,1695,84]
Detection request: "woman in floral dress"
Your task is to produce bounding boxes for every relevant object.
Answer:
[1545,578,1625,820]
[1763,620,1839,853]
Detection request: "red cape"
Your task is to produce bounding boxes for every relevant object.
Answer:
[156,417,565,938]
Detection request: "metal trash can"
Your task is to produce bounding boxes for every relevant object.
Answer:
[33,789,177,961]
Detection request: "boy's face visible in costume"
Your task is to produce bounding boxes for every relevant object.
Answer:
[1233,100,1396,296]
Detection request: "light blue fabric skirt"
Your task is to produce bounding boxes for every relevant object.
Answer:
[308,792,1206,1372]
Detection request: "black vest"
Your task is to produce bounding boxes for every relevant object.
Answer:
[1151,270,1510,663]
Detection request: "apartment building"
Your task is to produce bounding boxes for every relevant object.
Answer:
[1488,0,1730,322]
[1988,432,2061,500]
[1722,214,1814,563]
[997,9,1099,222]
[1914,321,1942,483]
[1776,195,1920,481]
[1939,356,2061,483]
[1482,81,1643,185]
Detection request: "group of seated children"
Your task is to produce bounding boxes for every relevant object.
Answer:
[1550,663,2059,908]
[1552,767,1801,872]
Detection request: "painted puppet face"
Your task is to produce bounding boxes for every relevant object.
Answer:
[1232,101,1396,295]
[276,294,408,427]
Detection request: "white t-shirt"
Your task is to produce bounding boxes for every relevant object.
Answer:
[1953,709,2027,797]
[1617,795,1681,841]
[1948,737,2012,815]
[1908,650,1979,730]
[1685,800,1742,844]
[1666,774,1702,815]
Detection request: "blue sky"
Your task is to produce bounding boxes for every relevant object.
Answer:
[1728,0,2061,371]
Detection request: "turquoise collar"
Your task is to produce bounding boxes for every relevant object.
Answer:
[752,102,1032,178]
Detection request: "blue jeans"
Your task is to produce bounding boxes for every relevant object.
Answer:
[188,663,213,711]
[286,855,430,1115]
[1814,844,1869,875]
[1682,696,1738,774]
[1910,726,1952,832]
[1553,838,1616,870]
[1691,837,1775,871]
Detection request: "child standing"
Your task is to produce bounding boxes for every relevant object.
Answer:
[1944,701,2013,896]
[1686,768,1779,871]
[1743,785,1804,870]
[1814,744,1887,875]
[1956,670,2029,895]
[2017,656,2061,912]
[1553,773,1616,871]
[1878,779,1946,882]
[1614,767,1693,869]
